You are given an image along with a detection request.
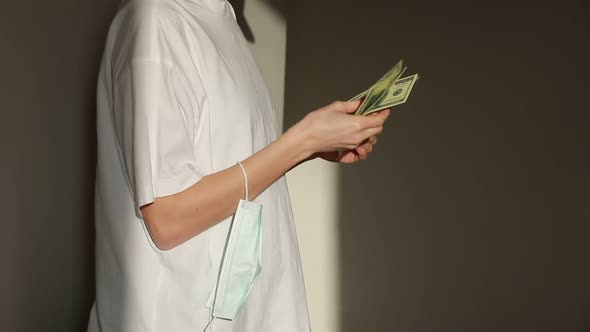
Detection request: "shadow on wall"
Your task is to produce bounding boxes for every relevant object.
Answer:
[229,0,255,41]
[285,1,590,332]
[229,0,287,42]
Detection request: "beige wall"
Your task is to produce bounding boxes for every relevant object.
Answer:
[288,161,342,332]
[243,0,287,131]
[243,2,341,331]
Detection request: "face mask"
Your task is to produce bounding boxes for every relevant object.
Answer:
[204,161,263,329]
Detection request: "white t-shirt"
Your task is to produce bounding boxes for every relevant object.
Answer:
[87,0,312,331]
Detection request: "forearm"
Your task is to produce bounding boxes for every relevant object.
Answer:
[141,124,311,251]
[140,100,388,251]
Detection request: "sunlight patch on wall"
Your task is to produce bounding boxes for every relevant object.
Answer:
[244,0,287,132]
[287,161,340,332]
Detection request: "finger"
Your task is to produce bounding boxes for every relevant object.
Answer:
[368,135,377,145]
[359,126,383,142]
[338,150,358,163]
[358,109,390,129]
[330,100,362,114]
[374,108,391,115]
[357,144,373,154]
[366,108,390,118]
[357,142,372,153]
[356,146,368,160]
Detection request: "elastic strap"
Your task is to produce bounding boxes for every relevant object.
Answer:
[237,161,249,201]
[203,317,217,332]
[203,308,216,332]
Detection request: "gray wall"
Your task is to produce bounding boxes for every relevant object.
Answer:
[0,1,119,330]
[285,1,589,331]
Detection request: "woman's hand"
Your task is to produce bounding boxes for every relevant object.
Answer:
[315,134,379,164]
[288,101,390,163]
[286,101,389,162]
[318,108,387,163]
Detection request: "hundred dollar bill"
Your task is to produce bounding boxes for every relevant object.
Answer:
[349,62,405,101]
[349,89,368,102]
[360,74,419,116]
[349,74,419,115]
[355,60,406,115]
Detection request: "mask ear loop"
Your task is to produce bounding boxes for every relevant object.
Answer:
[203,308,216,332]
[237,161,249,201]
[203,161,249,332]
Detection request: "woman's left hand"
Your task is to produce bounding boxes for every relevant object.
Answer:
[314,134,378,164]
[304,108,387,164]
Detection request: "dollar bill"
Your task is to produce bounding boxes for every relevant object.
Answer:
[355,60,406,115]
[349,61,407,102]
[349,89,368,102]
[360,74,419,116]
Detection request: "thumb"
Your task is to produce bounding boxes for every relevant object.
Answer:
[331,100,362,114]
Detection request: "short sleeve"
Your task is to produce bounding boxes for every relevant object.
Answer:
[116,60,202,219]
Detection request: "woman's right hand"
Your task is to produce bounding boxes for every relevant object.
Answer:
[290,100,391,158]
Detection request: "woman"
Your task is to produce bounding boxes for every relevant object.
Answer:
[87,0,390,331]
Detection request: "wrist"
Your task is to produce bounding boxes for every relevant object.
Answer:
[282,119,315,163]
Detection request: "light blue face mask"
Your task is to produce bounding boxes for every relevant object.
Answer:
[204,161,262,330]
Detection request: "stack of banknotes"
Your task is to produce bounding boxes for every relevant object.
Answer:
[349,59,419,116]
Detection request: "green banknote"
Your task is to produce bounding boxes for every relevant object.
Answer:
[360,74,419,115]
[355,60,406,115]
[349,89,368,102]
[349,61,406,101]
[348,61,419,116]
